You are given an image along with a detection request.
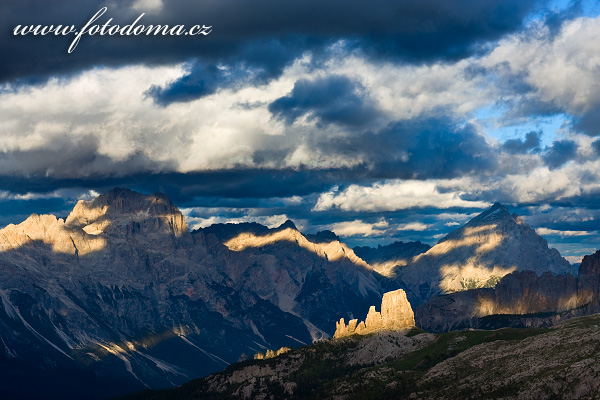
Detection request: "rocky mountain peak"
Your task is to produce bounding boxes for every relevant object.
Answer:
[482,202,509,216]
[579,249,600,276]
[438,202,516,245]
[471,202,513,223]
[304,230,340,244]
[67,188,176,222]
[277,220,298,231]
[578,250,600,297]
[0,188,191,257]
[200,222,269,242]
[0,213,78,254]
[397,203,571,305]
[216,220,372,273]
[65,188,188,237]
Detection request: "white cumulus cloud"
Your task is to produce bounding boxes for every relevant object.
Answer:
[536,227,596,237]
[328,218,389,237]
[313,181,491,212]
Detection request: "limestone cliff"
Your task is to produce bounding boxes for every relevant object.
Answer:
[416,249,600,332]
[334,289,415,338]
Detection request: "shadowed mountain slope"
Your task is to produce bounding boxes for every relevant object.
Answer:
[416,249,600,332]
[353,241,431,277]
[396,203,571,305]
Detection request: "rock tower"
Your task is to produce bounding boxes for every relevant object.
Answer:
[334,289,415,338]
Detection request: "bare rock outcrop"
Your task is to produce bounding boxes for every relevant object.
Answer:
[253,347,292,360]
[334,289,415,338]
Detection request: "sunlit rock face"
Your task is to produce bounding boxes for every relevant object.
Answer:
[222,223,370,269]
[334,289,415,338]
[0,189,384,400]
[353,241,431,277]
[203,220,383,337]
[416,250,600,332]
[66,188,189,239]
[397,203,571,305]
[0,188,190,260]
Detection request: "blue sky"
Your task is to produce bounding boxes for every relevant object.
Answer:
[1,0,599,263]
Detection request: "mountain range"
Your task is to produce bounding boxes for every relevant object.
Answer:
[124,247,600,400]
[0,189,384,399]
[0,188,585,399]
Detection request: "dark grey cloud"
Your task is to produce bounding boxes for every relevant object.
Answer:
[0,198,71,219]
[1,0,545,88]
[502,131,542,153]
[0,169,350,206]
[558,192,600,210]
[239,114,498,180]
[543,220,600,233]
[0,135,175,178]
[542,139,578,169]
[335,116,497,179]
[592,139,600,154]
[268,75,382,128]
[147,38,312,104]
[146,63,230,104]
[572,111,600,137]
[0,113,498,205]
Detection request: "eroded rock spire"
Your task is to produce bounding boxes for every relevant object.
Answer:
[334,289,415,338]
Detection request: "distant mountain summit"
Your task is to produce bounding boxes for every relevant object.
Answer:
[66,187,187,234]
[305,230,340,244]
[397,203,571,305]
